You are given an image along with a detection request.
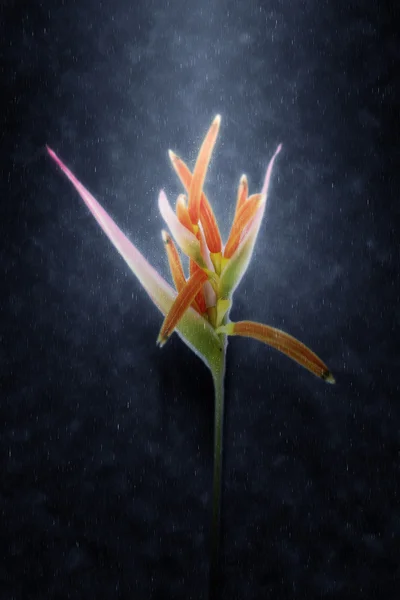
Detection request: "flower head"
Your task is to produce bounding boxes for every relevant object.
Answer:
[47,116,334,383]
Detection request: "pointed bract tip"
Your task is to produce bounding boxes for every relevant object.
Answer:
[46,145,56,159]
[214,114,221,126]
[161,230,170,243]
[156,334,167,348]
[168,149,176,161]
[240,174,247,183]
[46,146,65,172]
[323,371,336,384]
[177,193,187,204]
[276,143,283,153]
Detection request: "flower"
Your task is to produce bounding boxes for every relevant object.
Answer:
[48,115,334,596]
[47,115,334,384]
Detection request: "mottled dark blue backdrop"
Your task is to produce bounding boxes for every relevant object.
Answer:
[1,0,399,598]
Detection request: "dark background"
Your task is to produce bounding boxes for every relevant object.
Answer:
[1,0,399,598]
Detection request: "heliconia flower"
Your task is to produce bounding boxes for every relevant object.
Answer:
[47,115,334,597]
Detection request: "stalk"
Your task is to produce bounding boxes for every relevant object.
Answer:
[208,336,226,599]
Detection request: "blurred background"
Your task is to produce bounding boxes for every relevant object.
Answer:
[1,0,399,598]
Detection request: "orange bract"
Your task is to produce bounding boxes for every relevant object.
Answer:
[199,195,222,254]
[169,150,222,253]
[190,259,207,314]
[235,174,248,214]
[157,269,208,347]
[162,230,186,292]
[224,194,262,259]
[188,115,221,225]
[162,229,204,315]
[230,321,335,382]
[175,194,194,232]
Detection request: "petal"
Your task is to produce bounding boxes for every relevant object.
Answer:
[261,144,282,198]
[161,230,186,292]
[198,225,217,308]
[47,146,223,370]
[157,269,209,347]
[218,320,335,383]
[223,193,262,259]
[199,195,222,254]
[188,115,221,224]
[47,146,174,314]
[235,174,248,214]
[189,259,207,314]
[161,234,204,329]
[175,194,194,232]
[158,190,206,268]
[219,144,282,298]
[169,150,222,253]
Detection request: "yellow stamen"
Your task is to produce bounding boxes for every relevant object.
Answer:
[157,269,209,347]
[207,305,217,328]
[216,298,231,328]
[219,321,335,383]
[210,251,222,275]
[220,255,230,272]
[169,149,222,253]
[188,115,221,225]
[224,193,262,259]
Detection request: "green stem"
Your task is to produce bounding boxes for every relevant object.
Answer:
[209,343,226,599]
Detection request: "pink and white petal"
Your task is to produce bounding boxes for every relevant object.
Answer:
[47,147,175,314]
[219,144,282,298]
[47,147,222,370]
[240,143,282,256]
[261,144,282,198]
[158,190,206,269]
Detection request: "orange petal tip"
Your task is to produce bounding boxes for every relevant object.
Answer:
[168,149,177,161]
